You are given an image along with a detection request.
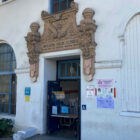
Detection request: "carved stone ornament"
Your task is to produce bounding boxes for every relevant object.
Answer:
[25,22,41,82]
[25,2,97,82]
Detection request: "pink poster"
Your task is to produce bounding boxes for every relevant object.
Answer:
[96,79,114,89]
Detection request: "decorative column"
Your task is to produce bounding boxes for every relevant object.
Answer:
[79,8,97,81]
[25,23,41,82]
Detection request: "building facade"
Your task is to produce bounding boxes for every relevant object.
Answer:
[0,0,140,140]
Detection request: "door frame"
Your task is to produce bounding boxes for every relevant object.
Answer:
[40,49,82,138]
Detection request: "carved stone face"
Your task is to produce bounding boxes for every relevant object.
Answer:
[83,13,92,19]
[84,59,92,75]
[83,8,94,19]
[30,23,40,33]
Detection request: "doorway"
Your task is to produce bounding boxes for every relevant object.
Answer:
[47,59,81,140]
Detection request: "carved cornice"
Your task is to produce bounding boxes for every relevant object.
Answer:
[25,2,97,82]
[15,68,30,75]
[95,60,122,69]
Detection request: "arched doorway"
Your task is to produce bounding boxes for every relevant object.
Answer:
[0,43,17,115]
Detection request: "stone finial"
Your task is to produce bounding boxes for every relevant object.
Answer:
[41,11,49,19]
[83,8,95,18]
[70,1,78,11]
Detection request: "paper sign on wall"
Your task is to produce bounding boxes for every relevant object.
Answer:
[25,87,31,96]
[25,87,31,102]
[82,105,87,110]
[96,79,115,109]
[52,106,58,115]
[25,96,30,102]
[97,96,114,109]
[86,85,95,99]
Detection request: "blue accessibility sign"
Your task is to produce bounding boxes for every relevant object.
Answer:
[82,105,87,110]
[25,87,31,96]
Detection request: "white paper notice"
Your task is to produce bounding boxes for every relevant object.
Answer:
[52,106,58,115]
[86,85,95,99]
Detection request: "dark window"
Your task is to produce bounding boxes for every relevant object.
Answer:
[2,0,8,2]
[58,60,80,79]
[0,43,16,115]
[51,0,74,13]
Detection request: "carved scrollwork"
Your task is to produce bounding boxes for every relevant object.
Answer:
[41,2,79,46]
[25,2,97,82]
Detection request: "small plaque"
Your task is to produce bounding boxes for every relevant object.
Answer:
[82,105,87,110]
[25,87,31,96]
[25,96,30,102]
[52,106,58,115]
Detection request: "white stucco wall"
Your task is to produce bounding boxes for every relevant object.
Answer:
[0,0,50,133]
[0,0,140,140]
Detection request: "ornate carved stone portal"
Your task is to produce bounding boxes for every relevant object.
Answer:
[25,2,97,82]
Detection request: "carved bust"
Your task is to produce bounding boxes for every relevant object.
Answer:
[26,23,40,54]
[81,8,95,25]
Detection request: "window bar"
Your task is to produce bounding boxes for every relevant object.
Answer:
[65,62,67,77]
[8,74,12,114]
[0,71,14,75]
[71,63,73,77]
[77,62,79,77]
[67,0,69,9]
[0,93,9,95]
[0,103,1,113]
[13,75,16,114]
[8,53,13,114]
[58,62,60,79]
[4,102,6,113]
[59,0,61,12]
[50,0,54,13]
